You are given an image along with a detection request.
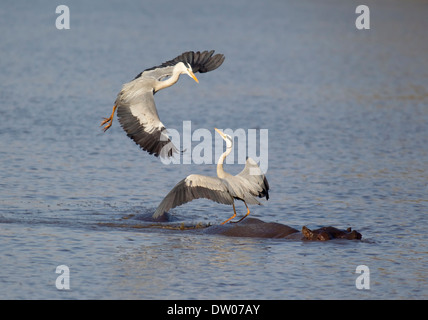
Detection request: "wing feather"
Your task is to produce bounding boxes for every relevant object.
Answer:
[135,50,225,79]
[153,174,234,219]
[237,158,270,200]
[116,90,177,158]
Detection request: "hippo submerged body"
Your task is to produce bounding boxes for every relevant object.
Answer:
[204,218,362,241]
[131,214,363,241]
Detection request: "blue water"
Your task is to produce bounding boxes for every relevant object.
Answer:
[1,0,427,299]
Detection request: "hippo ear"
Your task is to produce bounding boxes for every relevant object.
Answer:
[347,227,352,232]
[302,226,314,239]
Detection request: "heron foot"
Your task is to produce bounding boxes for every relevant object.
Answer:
[100,105,117,132]
[100,117,113,132]
[230,215,249,224]
[230,216,247,224]
[220,216,235,225]
[230,206,250,224]
[221,203,238,225]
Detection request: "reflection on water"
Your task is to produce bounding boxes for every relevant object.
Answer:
[115,234,283,299]
[0,0,427,299]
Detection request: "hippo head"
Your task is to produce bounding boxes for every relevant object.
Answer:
[302,226,362,241]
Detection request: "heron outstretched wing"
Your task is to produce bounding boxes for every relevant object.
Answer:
[134,50,225,80]
[153,174,234,218]
[116,90,177,158]
[237,158,270,200]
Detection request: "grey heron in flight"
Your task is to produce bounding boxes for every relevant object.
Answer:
[153,128,269,224]
[101,50,225,158]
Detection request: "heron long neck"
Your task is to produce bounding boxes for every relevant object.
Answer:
[153,67,181,92]
[217,147,232,179]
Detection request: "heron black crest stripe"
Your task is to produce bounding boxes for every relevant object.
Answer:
[135,50,225,79]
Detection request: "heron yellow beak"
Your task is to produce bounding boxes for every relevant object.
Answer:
[215,128,226,139]
[189,70,199,83]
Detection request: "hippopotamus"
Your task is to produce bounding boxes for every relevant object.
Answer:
[204,217,362,241]
[127,214,363,241]
[301,226,362,241]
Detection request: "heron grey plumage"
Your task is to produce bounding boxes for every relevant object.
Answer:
[101,50,225,158]
[153,128,269,224]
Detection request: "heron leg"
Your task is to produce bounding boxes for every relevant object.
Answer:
[233,201,250,223]
[100,105,117,132]
[221,203,237,225]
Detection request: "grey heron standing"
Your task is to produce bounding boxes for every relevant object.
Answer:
[101,50,225,158]
[153,128,269,224]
